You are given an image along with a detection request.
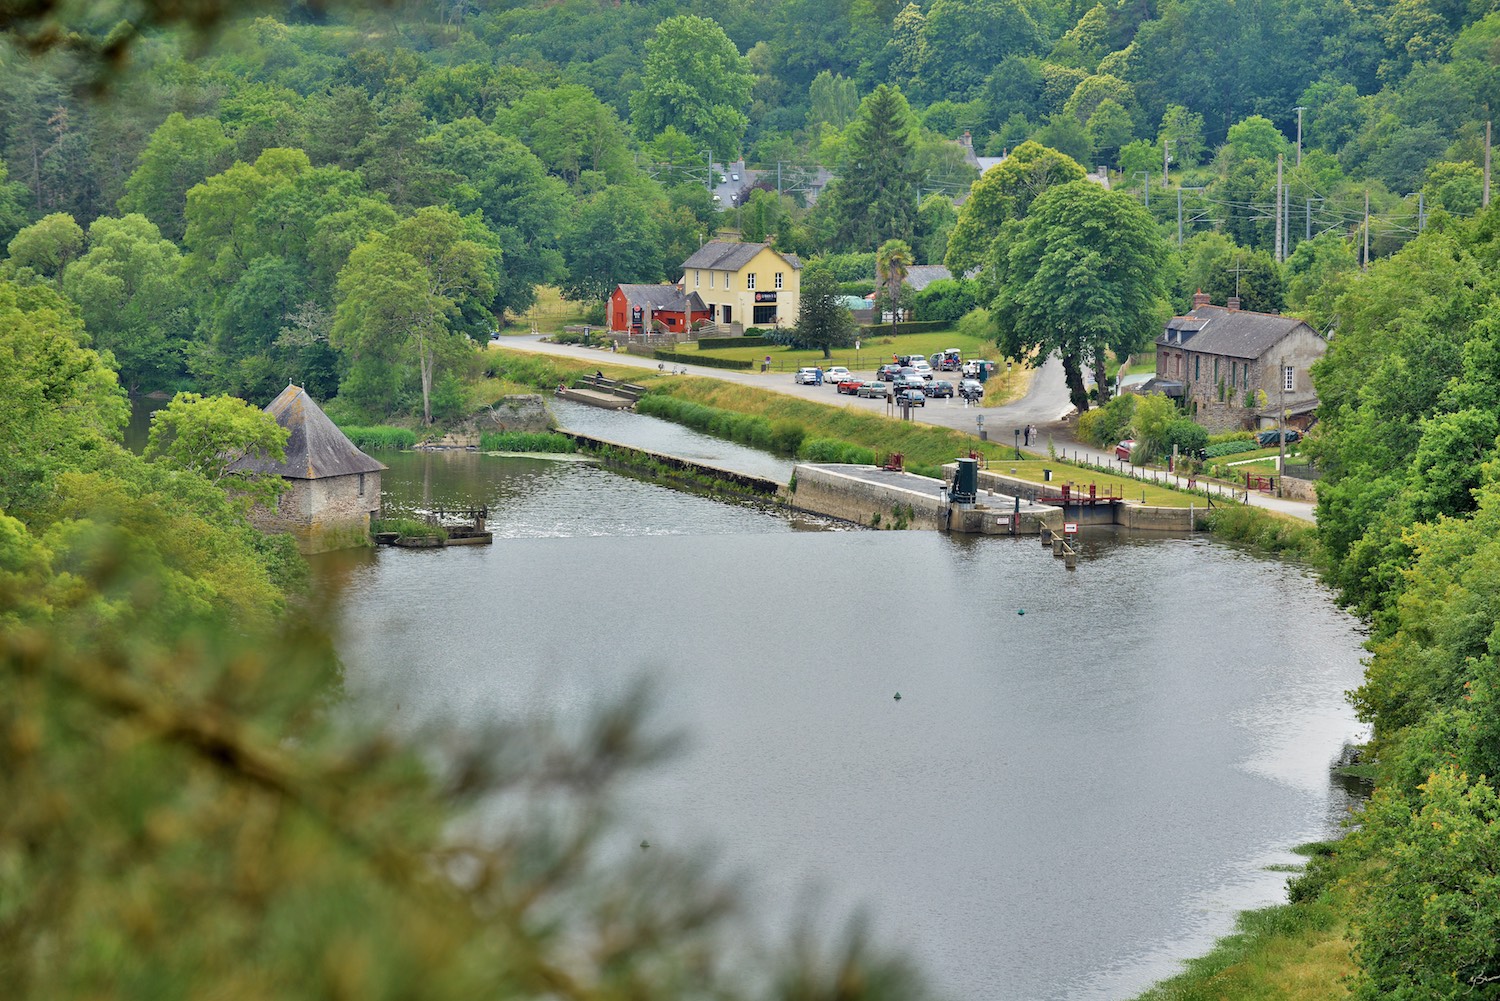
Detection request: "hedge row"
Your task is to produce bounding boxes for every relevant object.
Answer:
[339,426,418,450]
[799,438,877,465]
[1204,439,1261,459]
[697,334,771,348]
[653,349,754,370]
[636,394,804,455]
[857,320,948,336]
[479,431,577,453]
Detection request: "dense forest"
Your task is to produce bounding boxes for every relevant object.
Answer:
[7,0,1500,997]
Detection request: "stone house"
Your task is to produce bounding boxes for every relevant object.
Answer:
[608,283,711,338]
[679,240,802,330]
[228,384,386,553]
[1150,292,1327,433]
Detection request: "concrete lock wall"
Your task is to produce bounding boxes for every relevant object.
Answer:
[790,465,948,529]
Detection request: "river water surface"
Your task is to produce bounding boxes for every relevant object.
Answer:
[316,408,1367,1000]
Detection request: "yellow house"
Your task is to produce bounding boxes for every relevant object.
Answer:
[679,241,802,330]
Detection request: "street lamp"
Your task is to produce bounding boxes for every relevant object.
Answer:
[1014,427,1021,459]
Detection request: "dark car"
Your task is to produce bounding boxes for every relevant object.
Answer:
[925,380,955,398]
[876,364,903,382]
[893,375,926,393]
[897,388,926,407]
[1256,428,1301,447]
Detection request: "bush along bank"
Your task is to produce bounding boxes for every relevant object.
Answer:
[479,431,577,453]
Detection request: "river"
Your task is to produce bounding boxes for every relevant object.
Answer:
[310,406,1367,1000]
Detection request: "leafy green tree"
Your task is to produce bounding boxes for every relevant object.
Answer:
[1063,74,1134,124]
[982,57,1045,131]
[61,214,191,394]
[1349,769,1500,1000]
[1085,99,1134,166]
[559,184,664,303]
[1423,160,1483,216]
[421,119,570,318]
[1032,111,1092,166]
[912,277,978,323]
[0,156,31,248]
[4,212,83,283]
[643,127,707,188]
[333,208,497,425]
[1284,231,1357,330]
[740,189,784,243]
[1049,4,1110,70]
[945,141,1085,275]
[0,279,128,518]
[789,266,857,358]
[1156,104,1206,167]
[1221,114,1289,164]
[144,392,289,506]
[118,113,234,243]
[809,71,860,129]
[992,180,1171,411]
[918,0,1043,99]
[1201,249,1285,314]
[498,84,634,186]
[915,192,957,267]
[815,84,921,250]
[629,15,753,161]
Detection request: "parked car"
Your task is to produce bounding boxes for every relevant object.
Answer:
[1256,428,1301,446]
[836,379,864,394]
[925,380,955,398]
[958,378,984,400]
[795,367,821,385]
[1115,439,1137,460]
[858,382,890,399]
[893,375,926,393]
[826,366,851,384]
[876,364,903,382]
[897,388,926,407]
[731,171,739,181]
[910,360,934,379]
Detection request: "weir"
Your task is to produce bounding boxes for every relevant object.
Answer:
[556,430,785,496]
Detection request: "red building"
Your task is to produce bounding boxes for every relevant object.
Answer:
[609,284,711,336]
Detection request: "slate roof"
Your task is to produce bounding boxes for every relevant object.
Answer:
[900,265,956,292]
[680,240,802,272]
[228,385,386,480]
[1158,305,1317,360]
[616,284,707,313]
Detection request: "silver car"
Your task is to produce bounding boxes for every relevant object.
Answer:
[858,382,890,399]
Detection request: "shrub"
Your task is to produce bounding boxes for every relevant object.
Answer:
[372,516,447,541]
[913,278,979,325]
[653,349,753,371]
[339,426,419,450]
[770,419,805,456]
[1163,417,1208,456]
[957,306,991,340]
[1077,393,1137,447]
[479,431,577,453]
[1204,439,1261,459]
[798,438,877,464]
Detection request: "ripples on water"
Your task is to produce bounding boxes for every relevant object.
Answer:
[320,446,1368,1001]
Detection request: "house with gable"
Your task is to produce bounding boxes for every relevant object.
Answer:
[227,384,386,553]
[608,283,710,338]
[1149,291,1327,433]
[679,240,802,331]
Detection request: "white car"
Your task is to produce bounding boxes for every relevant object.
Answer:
[911,360,935,380]
[794,367,821,385]
[825,366,851,384]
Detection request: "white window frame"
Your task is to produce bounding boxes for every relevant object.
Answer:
[1283,365,1294,392]
[694,270,700,288]
[725,273,732,290]
[775,272,784,289]
[709,272,714,288]
[747,273,756,289]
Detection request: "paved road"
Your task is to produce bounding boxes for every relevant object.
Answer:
[493,334,1317,522]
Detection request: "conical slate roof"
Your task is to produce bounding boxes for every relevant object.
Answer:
[228,385,386,480]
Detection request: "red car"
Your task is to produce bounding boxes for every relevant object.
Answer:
[836,379,864,394]
[1115,439,1137,460]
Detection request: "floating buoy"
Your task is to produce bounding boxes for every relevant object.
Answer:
[1018,609,1026,615]
[894,692,902,701]
[640,840,651,850]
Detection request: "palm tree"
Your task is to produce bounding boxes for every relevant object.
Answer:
[876,239,913,337]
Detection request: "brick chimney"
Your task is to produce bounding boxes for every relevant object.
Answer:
[1191,289,1211,308]
[1226,296,1241,310]
[961,130,973,148]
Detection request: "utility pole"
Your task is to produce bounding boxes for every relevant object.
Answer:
[705,149,713,190]
[1293,106,1305,166]
[1135,169,1149,208]
[1278,354,1287,498]
[1275,155,1283,263]
[1362,189,1370,269]
[1162,139,1171,188]
[1418,191,1425,231]
[1486,121,1493,208]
